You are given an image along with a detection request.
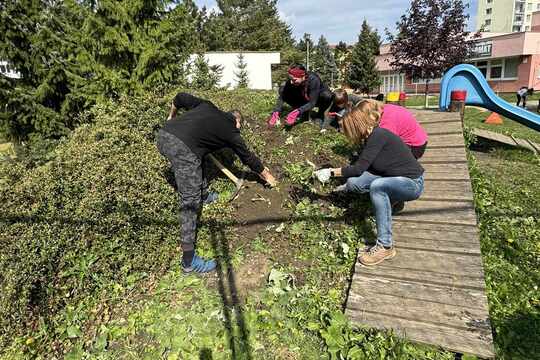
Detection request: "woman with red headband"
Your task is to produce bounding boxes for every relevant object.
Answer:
[268,64,333,127]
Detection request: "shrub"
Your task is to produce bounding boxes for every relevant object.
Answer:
[0,89,274,351]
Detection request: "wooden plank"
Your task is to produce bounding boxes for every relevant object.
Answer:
[395,204,477,226]
[347,291,490,331]
[422,121,463,134]
[346,308,494,358]
[394,235,481,254]
[427,133,466,147]
[423,179,473,195]
[349,276,487,309]
[358,247,484,278]
[422,146,467,157]
[512,136,538,153]
[393,221,479,234]
[421,162,470,172]
[356,265,485,291]
[423,171,471,181]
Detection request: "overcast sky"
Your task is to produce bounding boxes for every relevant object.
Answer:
[193,0,479,45]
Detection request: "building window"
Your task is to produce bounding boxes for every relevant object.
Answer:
[487,0,492,3]
[528,3,532,11]
[490,60,503,79]
[486,8,492,14]
[513,25,522,31]
[476,61,488,78]
[538,3,540,10]
[515,15,523,22]
[504,57,519,78]
[526,25,530,31]
[527,14,531,22]
[485,19,492,25]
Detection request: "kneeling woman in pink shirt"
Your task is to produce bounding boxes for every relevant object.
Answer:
[355,99,428,159]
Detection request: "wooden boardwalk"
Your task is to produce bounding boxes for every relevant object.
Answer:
[345,110,495,358]
[472,128,540,154]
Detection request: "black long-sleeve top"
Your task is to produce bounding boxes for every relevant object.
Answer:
[162,93,264,173]
[341,127,424,179]
[274,72,329,115]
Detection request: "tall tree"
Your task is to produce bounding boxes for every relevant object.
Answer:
[312,35,337,87]
[347,20,381,94]
[388,0,477,107]
[234,52,249,88]
[202,0,294,51]
[190,54,223,90]
[0,0,200,143]
[297,33,314,70]
[334,41,351,87]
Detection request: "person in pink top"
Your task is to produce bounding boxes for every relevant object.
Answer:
[354,99,428,159]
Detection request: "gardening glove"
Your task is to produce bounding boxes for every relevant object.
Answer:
[333,184,347,192]
[314,168,332,183]
[286,109,300,125]
[267,112,280,127]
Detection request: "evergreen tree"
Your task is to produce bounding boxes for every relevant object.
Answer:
[347,20,381,94]
[190,54,222,90]
[0,0,200,143]
[234,53,250,88]
[334,41,351,86]
[203,0,294,51]
[297,33,314,70]
[312,35,337,87]
[388,0,477,107]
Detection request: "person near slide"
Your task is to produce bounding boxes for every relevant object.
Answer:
[158,92,277,274]
[314,106,425,266]
[516,86,533,108]
[268,64,333,127]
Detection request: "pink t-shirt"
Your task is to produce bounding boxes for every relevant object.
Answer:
[379,104,428,146]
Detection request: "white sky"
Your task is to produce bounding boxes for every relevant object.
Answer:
[193,0,479,45]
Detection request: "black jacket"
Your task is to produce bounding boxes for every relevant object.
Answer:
[162,93,264,173]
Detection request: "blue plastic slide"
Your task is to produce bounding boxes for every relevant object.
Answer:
[439,64,540,132]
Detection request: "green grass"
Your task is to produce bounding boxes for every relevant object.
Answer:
[464,107,540,144]
[468,147,540,359]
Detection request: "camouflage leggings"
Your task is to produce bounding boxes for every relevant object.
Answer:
[157,130,208,251]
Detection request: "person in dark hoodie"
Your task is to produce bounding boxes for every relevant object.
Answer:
[158,92,277,274]
[267,64,333,127]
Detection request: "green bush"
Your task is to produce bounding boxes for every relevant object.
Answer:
[0,89,273,351]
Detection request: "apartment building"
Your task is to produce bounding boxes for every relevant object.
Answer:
[476,0,540,32]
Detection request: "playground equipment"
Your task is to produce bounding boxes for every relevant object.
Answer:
[439,64,540,132]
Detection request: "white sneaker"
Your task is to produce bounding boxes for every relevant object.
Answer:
[320,128,327,133]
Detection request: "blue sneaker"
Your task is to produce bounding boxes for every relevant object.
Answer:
[182,254,217,274]
[203,191,219,205]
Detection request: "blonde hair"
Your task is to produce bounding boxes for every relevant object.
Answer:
[342,99,384,144]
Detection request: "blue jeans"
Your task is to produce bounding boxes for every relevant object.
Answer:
[346,171,424,247]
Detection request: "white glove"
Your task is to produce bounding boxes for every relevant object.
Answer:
[314,168,332,183]
[333,184,347,192]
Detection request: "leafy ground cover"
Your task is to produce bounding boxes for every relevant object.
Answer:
[1,90,538,359]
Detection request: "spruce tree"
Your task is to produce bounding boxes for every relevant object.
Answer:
[203,0,294,51]
[347,20,381,94]
[234,53,250,88]
[190,54,222,90]
[334,41,351,87]
[312,35,337,87]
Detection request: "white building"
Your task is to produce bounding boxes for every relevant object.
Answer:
[189,51,280,90]
[0,61,21,79]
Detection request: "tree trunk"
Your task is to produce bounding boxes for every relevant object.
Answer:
[424,80,430,108]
